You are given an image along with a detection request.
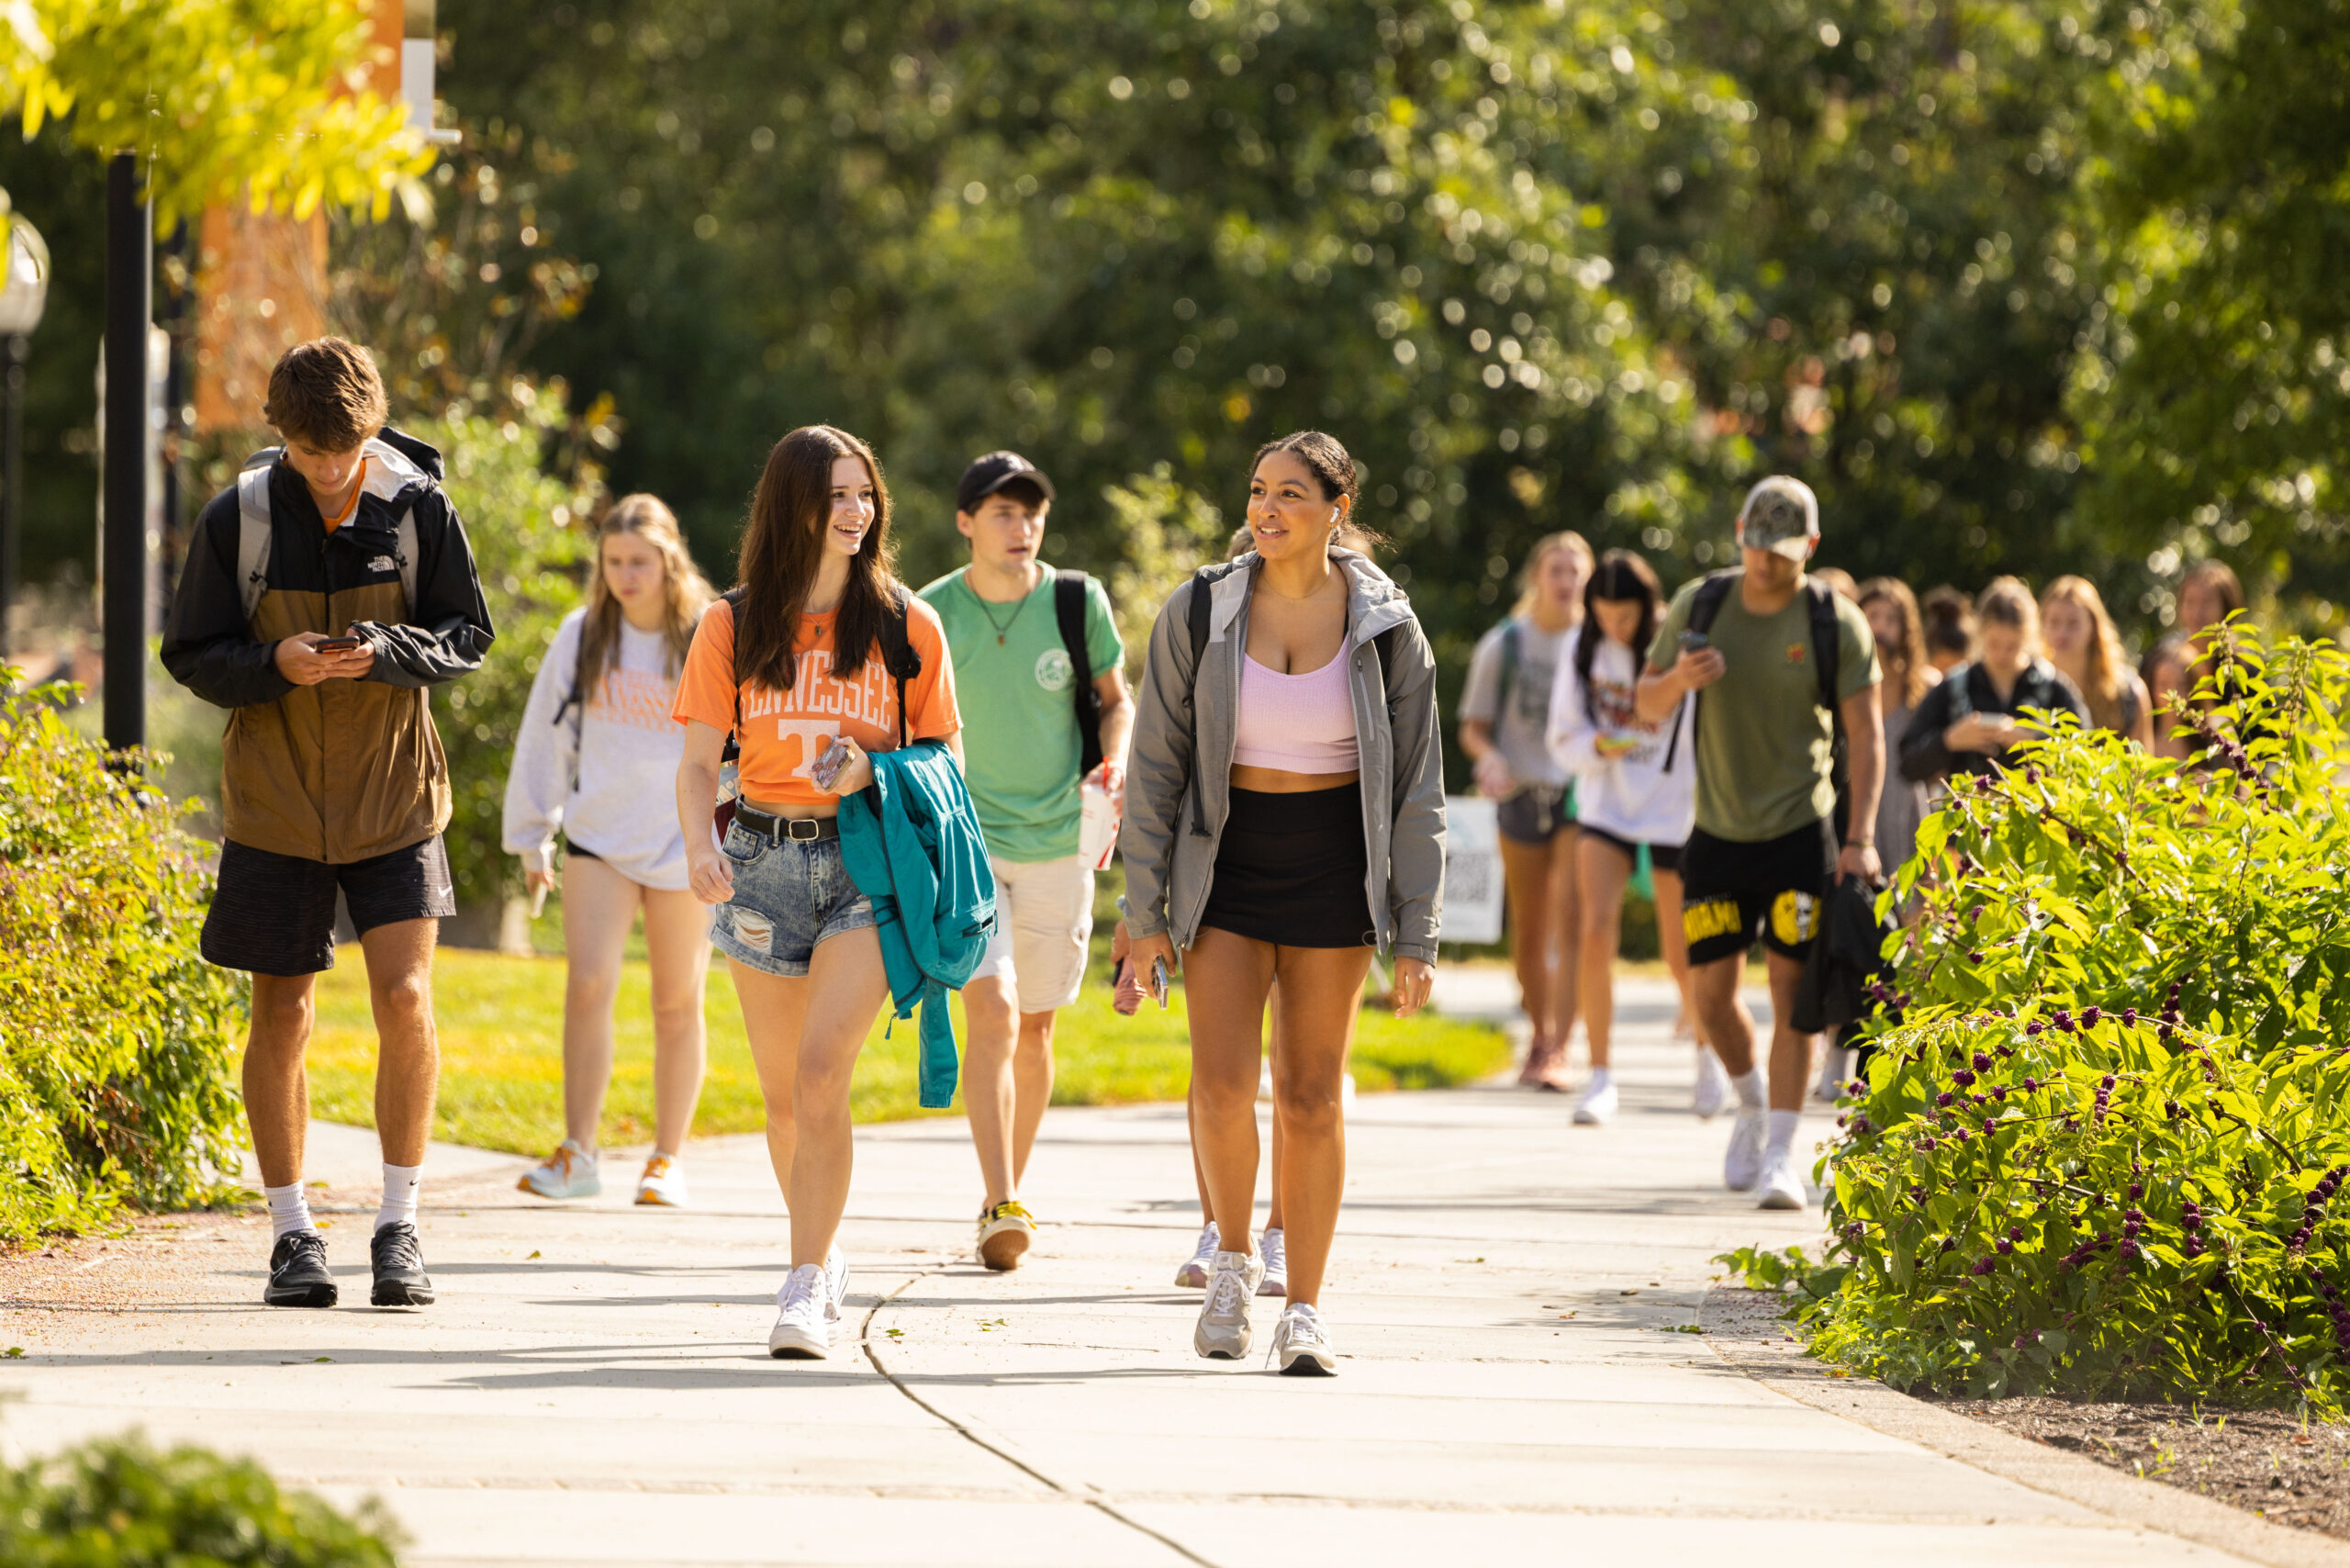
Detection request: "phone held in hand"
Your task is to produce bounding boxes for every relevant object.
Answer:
[315,634,364,653]
[1150,957,1169,1011]
[1677,630,1710,654]
[810,737,852,790]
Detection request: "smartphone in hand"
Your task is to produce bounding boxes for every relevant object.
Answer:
[1150,957,1170,1011]
[315,634,364,653]
[1677,630,1710,654]
[810,737,852,790]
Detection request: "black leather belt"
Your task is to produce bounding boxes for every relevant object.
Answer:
[732,803,840,842]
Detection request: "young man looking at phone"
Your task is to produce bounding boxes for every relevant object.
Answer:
[162,337,493,1309]
[919,452,1131,1269]
[1635,477,1883,1212]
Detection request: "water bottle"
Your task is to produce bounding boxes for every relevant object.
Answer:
[1079,767,1120,869]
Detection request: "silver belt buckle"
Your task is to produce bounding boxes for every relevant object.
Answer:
[786,817,822,842]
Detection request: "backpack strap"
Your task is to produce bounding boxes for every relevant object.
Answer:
[1495,617,1521,719]
[878,585,920,752]
[1183,559,1251,836]
[1054,570,1104,778]
[1805,577,1841,718]
[1666,571,1741,770]
[721,587,747,766]
[235,451,278,624]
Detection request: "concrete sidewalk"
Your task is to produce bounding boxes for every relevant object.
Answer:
[0,979,2264,1566]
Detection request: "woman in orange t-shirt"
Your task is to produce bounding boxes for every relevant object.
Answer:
[673,424,961,1361]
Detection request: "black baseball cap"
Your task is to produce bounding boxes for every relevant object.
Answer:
[956,451,1057,514]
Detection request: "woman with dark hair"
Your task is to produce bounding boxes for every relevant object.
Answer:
[1123,431,1445,1375]
[672,426,963,1360]
[1855,578,1937,881]
[506,495,718,1207]
[2142,631,2195,761]
[1901,577,2088,785]
[1545,550,1704,1126]
[1919,586,1975,677]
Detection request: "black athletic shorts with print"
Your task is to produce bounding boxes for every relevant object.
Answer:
[1678,818,1835,968]
[201,835,457,977]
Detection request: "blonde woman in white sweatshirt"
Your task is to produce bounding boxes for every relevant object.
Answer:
[503,495,718,1206]
[1546,550,1711,1127]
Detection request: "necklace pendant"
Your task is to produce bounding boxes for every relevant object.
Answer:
[996,633,1006,645]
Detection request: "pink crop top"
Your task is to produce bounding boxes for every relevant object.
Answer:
[1233,647,1360,773]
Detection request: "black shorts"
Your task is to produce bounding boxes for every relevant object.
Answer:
[1496,784,1573,846]
[201,835,457,977]
[1582,825,1683,876]
[1678,819,1834,968]
[1200,784,1374,949]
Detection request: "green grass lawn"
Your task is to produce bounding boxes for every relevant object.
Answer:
[308,946,1511,1155]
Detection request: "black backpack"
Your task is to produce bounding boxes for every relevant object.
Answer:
[1662,569,1844,778]
[1052,570,1106,779]
[1181,559,1398,836]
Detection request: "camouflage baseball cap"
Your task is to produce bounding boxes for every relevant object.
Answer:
[1738,476,1819,561]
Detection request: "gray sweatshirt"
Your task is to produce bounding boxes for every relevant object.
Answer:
[1120,549,1447,964]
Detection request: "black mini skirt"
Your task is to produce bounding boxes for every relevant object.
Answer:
[1200,783,1375,949]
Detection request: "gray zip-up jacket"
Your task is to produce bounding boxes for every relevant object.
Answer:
[1121,549,1446,963]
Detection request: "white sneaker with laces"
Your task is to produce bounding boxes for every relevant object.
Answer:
[633,1153,687,1207]
[768,1263,831,1359]
[1175,1222,1220,1289]
[1724,1108,1766,1192]
[1270,1301,1337,1376]
[518,1138,599,1200]
[1572,1070,1617,1126]
[1193,1249,1265,1360]
[1256,1228,1288,1297]
[1692,1047,1730,1120]
[824,1246,850,1323]
[1757,1148,1807,1211]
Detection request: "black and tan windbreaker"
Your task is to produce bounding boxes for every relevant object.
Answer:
[162,428,495,865]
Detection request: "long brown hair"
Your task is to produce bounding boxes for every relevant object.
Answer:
[1857,577,1931,710]
[2040,575,2129,731]
[1574,550,1662,722]
[733,425,901,694]
[579,494,713,689]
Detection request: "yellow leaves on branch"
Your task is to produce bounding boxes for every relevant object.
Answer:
[6,0,433,227]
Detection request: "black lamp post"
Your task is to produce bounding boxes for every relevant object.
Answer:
[0,200,48,657]
[102,152,149,753]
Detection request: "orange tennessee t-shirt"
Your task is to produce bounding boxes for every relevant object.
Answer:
[671,595,960,805]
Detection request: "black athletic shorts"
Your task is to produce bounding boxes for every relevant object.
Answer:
[1582,824,1682,876]
[1496,784,1573,846]
[1678,819,1835,968]
[201,835,457,977]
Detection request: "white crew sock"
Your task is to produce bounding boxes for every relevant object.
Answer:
[1732,1069,1766,1111]
[1766,1109,1802,1159]
[1586,1067,1615,1088]
[375,1162,422,1233]
[263,1181,315,1240]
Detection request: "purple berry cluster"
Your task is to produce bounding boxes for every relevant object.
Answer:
[2288,1168,2347,1255]
[2312,1270,2350,1361]
[2180,1198,2205,1260]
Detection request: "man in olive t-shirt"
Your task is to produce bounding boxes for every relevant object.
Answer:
[1636,477,1884,1214]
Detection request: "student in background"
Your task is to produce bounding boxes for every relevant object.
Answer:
[1854,578,1937,883]
[1900,577,2090,785]
[506,496,717,1209]
[1919,587,1975,677]
[2040,576,2154,748]
[1458,533,1591,1092]
[2142,632,2196,761]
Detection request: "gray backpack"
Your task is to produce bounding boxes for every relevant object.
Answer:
[235,442,420,622]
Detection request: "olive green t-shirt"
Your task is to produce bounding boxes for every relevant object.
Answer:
[1647,573,1881,843]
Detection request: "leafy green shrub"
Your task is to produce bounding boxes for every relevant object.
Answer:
[0,675,246,1241]
[0,1435,402,1566]
[1729,632,2350,1408]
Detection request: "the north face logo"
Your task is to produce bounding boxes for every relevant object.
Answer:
[368,554,397,574]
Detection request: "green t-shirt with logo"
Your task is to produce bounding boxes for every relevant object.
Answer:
[1647,572,1881,843]
[917,564,1124,863]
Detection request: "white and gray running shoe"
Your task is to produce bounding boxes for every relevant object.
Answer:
[1757,1150,1808,1212]
[1572,1070,1618,1126]
[1692,1046,1731,1120]
[1270,1301,1337,1376]
[768,1263,830,1360]
[1255,1228,1288,1297]
[1193,1249,1265,1360]
[1724,1108,1766,1193]
[1174,1222,1220,1289]
[823,1246,850,1323]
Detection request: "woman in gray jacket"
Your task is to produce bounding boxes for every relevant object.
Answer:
[1122,431,1446,1377]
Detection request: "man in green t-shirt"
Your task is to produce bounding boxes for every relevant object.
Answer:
[1636,476,1884,1214]
[918,452,1131,1271]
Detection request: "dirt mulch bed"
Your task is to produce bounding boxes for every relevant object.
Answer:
[1938,1395,2350,1540]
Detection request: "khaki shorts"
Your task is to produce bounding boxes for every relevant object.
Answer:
[968,854,1095,1015]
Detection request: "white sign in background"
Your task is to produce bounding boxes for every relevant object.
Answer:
[1438,794,1504,946]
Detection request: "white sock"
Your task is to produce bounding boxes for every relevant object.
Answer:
[1732,1069,1766,1111]
[1766,1109,1802,1159]
[1586,1067,1614,1088]
[263,1181,314,1240]
[375,1162,422,1233]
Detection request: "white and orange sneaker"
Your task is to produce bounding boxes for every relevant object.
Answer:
[519,1139,599,1200]
[635,1153,688,1207]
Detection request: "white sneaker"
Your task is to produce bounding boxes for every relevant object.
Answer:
[1175,1223,1220,1289]
[1812,1044,1848,1104]
[1724,1108,1766,1192]
[767,1263,830,1359]
[633,1153,687,1207]
[1194,1249,1265,1360]
[1256,1228,1288,1297]
[1572,1071,1617,1126]
[824,1246,850,1323]
[1692,1047,1730,1120]
[518,1138,599,1200]
[1270,1301,1337,1376]
[1757,1149,1807,1211]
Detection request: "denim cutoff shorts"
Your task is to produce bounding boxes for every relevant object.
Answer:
[711,820,877,977]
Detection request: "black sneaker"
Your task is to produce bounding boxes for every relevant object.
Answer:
[369,1221,436,1306]
[263,1230,337,1308]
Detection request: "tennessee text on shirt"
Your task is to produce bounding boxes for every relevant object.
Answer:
[739,649,899,782]
[588,667,683,734]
